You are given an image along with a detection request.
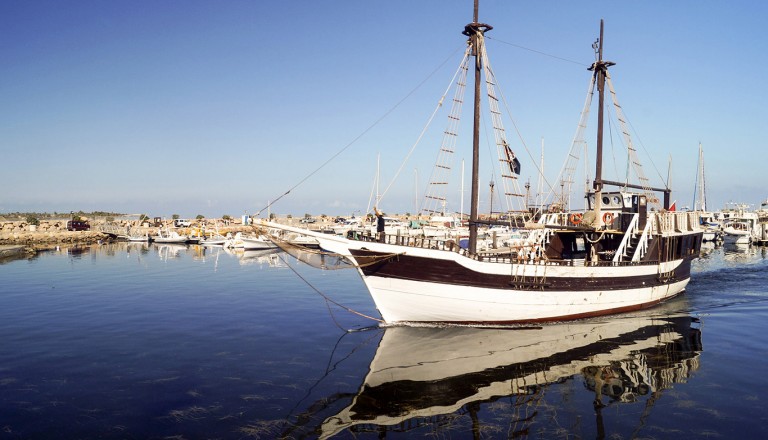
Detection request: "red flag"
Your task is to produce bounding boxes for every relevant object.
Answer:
[669,201,677,212]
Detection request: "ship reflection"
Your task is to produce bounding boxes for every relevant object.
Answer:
[279,245,353,270]
[313,298,701,439]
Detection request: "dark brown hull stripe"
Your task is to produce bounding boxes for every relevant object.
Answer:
[350,250,695,292]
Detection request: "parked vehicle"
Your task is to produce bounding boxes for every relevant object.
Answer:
[67,220,90,231]
[300,217,316,224]
[174,218,192,228]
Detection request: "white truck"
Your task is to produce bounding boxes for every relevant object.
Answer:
[173,218,192,228]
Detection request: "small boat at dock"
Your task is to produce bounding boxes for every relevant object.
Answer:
[240,234,277,250]
[153,229,188,244]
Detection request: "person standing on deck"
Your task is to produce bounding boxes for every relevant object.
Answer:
[374,206,385,243]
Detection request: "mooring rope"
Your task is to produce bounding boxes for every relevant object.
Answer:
[276,249,384,326]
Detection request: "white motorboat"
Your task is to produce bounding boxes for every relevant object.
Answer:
[241,234,277,250]
[153,229,188,244]
[199,235,228,246]
[198,222,228,246]
[123,233,151,242]
[722,221,752,245]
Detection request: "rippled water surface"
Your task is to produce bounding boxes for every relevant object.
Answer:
[1,242,767,439]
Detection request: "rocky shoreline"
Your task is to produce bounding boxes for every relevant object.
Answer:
[0,245,29,260]
[1,230,110,245]
[0,216,343,262]
[0,218,263,258]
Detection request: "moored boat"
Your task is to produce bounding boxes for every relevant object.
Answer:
[718,203,759,245]
[756,198,768,245]
[199,235,228,246]
[240,234,277,250]
[722,221,752,245]
[153,229,189,244]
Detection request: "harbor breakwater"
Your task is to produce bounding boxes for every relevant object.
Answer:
[0,219,258,250]
[0,219,109,249]
[0,216,349,259]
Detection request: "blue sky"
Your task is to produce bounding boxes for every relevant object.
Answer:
[2,1,766,218]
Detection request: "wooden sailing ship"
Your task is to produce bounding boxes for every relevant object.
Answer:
[262,1,703,324]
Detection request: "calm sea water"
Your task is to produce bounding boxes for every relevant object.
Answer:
[1,241,767,439]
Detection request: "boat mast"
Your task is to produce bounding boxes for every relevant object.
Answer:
[693,143,707,212]
[464,0,492,254]
[460,159,465,221]
[589,20,614,226]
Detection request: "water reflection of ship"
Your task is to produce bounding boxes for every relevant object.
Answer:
[238,249,286,267]
[279,246,353,270]
[315,298,701,439]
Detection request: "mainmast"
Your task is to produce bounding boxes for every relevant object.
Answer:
[464,0,492,254]
[588,20,615,226]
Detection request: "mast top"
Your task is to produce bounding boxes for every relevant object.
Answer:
[588,19,615,73]
[463,0,491,37]
[462,22,493,37]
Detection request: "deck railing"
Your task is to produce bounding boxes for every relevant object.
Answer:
[348,230,659,267]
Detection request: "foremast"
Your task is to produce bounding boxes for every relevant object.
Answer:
[464,0,492,254]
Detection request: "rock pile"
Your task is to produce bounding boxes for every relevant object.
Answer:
[0,220,108,248]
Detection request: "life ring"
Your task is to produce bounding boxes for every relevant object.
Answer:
[603,212,615,224]
[570,213,583,224]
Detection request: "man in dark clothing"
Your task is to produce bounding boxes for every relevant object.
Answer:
[374,206,385,242]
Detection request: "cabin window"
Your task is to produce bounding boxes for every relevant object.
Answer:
[602,196,610,204]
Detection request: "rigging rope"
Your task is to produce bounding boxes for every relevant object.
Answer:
[418,48,472,216]
[486,36,589,67]
[605,73,661,206]
[479,38,527,215]
[485,44,552,214]
[550,74,596,210]
[380,47,472,210]
[255,46,464,217]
